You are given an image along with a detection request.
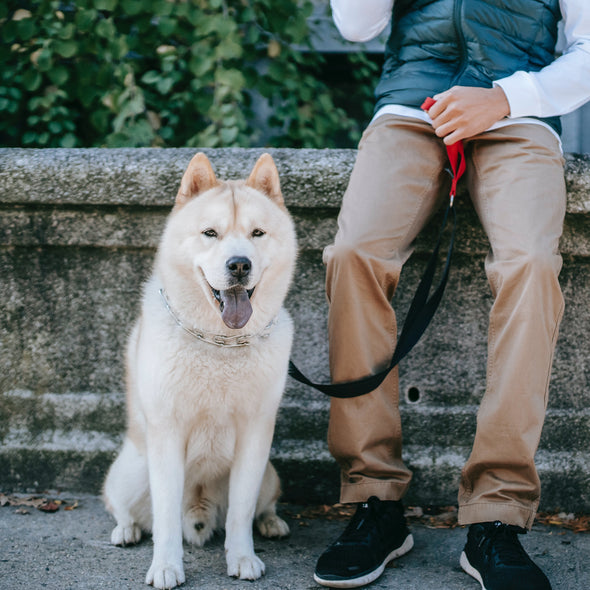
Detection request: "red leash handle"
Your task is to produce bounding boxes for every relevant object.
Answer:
[421,97,466,203]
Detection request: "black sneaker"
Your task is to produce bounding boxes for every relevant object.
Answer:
[314,496,414,588]
[460,521,552,590]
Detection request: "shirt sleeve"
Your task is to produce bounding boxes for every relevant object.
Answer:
[494,0,590,118]
[330,0,393,42]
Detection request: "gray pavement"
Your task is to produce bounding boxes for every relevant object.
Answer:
[0,494,588,590]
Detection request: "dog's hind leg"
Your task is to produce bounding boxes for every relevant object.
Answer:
[255,461,290,538]
[182,482,222,546]
[103,437,150,546]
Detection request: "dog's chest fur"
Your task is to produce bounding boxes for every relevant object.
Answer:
[127,293,291,474]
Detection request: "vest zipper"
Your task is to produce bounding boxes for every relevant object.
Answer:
[450,0,468,86]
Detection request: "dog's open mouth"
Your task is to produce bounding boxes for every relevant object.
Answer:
[211,285,255,329]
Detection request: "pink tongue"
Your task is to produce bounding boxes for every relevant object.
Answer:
[220,286,252,329]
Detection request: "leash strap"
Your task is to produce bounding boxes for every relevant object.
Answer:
[288,98,464,398]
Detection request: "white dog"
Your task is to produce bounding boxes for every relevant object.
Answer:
[103,152,297,589]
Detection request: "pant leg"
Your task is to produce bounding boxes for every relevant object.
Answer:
[458,123,566,529]
[323,114,450,503]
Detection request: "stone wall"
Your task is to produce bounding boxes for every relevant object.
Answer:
[1,147,589,510]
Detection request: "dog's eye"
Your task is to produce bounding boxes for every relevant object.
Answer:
[251,228,265,238]
[202,229,218,238]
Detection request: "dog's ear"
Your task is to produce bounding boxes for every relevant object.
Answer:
[246,153,284,207]
[175,152,219,206]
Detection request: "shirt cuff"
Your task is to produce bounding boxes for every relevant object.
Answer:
[494,72,543,119]
[330,0,392,42]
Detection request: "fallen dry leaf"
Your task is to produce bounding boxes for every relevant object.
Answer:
[38,501,60,513]
[0,494,80,514]
[3,496,47,509]
[536,512,590,533]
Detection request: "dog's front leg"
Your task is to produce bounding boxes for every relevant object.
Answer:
[145,431,186,589]
[225,420,275,580]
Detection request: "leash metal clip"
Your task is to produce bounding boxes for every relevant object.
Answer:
[420,96,465,207]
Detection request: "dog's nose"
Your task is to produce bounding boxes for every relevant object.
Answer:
[226,256,251,280]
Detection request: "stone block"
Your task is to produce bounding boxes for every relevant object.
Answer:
[1,148,589,510]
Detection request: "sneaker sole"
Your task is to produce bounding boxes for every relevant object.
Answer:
[313,533,414,589]
[460,551,487,590]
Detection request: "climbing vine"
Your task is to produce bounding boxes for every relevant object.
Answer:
[0,0,378,148]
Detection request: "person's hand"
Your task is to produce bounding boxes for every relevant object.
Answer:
[425,86,511,144]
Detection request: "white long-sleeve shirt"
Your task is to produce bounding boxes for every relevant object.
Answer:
[330,0,590,139]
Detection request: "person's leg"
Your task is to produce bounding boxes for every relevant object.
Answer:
[458,123,565,590]
[459,123,566,529]
[315,114,449,588]
[324,113,449,503]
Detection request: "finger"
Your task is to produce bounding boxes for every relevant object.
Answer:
[433,121,454,138]
[427,96,446,118]
[443,128,467,145]
[431,90,453,110]
[431,109,455,132]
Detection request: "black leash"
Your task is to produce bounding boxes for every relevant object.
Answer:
[288,203,456,397]
[288,98,464,398]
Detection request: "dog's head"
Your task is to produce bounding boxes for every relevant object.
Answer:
[157,153,296,331]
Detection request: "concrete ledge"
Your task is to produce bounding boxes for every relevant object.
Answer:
[1,148,590,510]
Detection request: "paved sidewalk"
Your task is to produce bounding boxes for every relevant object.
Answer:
[0,494,588,590]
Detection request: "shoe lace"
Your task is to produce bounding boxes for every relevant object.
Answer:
[338,497,381,544]
[482,521,530,567]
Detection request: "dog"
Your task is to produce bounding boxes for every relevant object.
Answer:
[103,152,297,589]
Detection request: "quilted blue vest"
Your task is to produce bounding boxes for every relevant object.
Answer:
[375,0,562,133]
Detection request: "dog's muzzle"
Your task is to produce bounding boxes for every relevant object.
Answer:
[207,256,256,329]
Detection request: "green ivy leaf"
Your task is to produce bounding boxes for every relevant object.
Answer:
[75,9,98,31]
[157,17,177,36]
[48,120,62,134]
[54,40,78,58]
[205,0,224,10]
[198,14,236,38]
[48,66,69,86]
[17,19,36,41]
[96,18,116,38]
[219,125,239,145]
[22,69,42,91]
[60,133,78,148]
[35,49,53,72]
[156,77,174,95]
[188,54,214,77]
[94,0,119,10]
[109,37,128,60]
[119,0,144,17]
[214,67,246,91]
[58,23,76,40]
[141,71,161,85]
[215,38,243,60]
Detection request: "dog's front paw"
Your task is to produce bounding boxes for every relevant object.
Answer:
[146,560,185,589]
[110,523,142,546]
[256,513,290,538]
[226,552,265,580]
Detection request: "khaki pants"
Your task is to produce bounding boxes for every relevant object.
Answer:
[323,114,566,529]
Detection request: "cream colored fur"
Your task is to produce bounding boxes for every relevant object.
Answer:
[103,153,296,589]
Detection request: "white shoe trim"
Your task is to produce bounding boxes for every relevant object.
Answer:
[460,550,487,590]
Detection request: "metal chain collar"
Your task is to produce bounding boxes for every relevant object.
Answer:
[159,289,277,348]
